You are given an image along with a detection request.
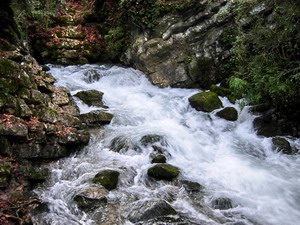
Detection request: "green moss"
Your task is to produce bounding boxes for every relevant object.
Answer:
[188,91,223,112]
[210,84,232,97]
[93,170,120,190]
[147,164,180,181]
[0,58,17,77]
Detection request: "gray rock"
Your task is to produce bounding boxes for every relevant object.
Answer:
[74,90,107,107]
[79,110,113,126]
[74,187,107,211]
[140,134,164,146]
[83,69,102,83]
[212,197,233,210]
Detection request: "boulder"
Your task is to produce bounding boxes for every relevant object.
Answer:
[188,91,223,112]
[79,110,113,126]
[0,114,28,138]
[51,88,70,106]
[109,136,141,152]
[272,137,292,154]
[147,164,180,181]
[181,180,204,193]
[140,134,164,146]
[25,167,50,183]
[216,107,238,121]
[151,154,167,164]
[212,197,233,210]
[74,187,107,211]
[93,170,120,190]
[0,162,12,188]
[74,90,106,107]
[128,200,177,223]
[210,84,231,97]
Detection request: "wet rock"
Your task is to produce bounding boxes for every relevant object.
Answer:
[216,107,238,121]
[128,200,177,223]
[148,164,180,181]
[0,114,28,138]
[74,187,107,211]
[74,90,106,107]
[0,162,12,188]
[141,134,164,146]
[93,170,120,190]
[210,84,231,97]
[79,110,113,126]
[181,180,204,193]
[83,69,102,83]
[41,65,50,71]
[109,136,141,153]
[57,128,90,145]
[188,91,223,112]
[272,137,292,154]
[25,167,50,183]
[212,198,233,210]
[151,154,167,163]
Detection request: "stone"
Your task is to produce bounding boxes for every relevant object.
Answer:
[147,164,180,181]
[74,90,106,107]
[79,110,113,126]
[41,65,50,71]
[74,187,107,211]
[212,197,233,210]
[188,91,223,112]
[83,69,102,83]
[93,170,120,190]
[128,200,177,223]
[216,107,238,121]
[151,154,167,164]
[140,134,164,146]
[210,84,232,97]
[52,88,70,106]
[272,137,293,154]
[0,162,12,188]
[16,98,33,117]
[25,167,50,183]
[181,180,204,193]
[57,128,90,145]
[0,114,28,138]
[30,89,47,104]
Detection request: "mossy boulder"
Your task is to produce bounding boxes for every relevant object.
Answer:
[216,107,238,121]
[79,110,113,126]
[25,167,50,183]
[188,91,223,112]
[140,134,164,146]
[272,137,292,154]
[74,90,107,107]
[212,198,233,210]
[74,187,107,211]
[128,200,177,223]
[0,162,12,188]
[147,164,180,181]
[151,154,167,164]
[93,170,120,190]
[210,84,231,97]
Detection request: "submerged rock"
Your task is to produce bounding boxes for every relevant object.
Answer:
[128,200,177,223]
[74,187,107,211]
[79,110,113,126]
[212,198,233,210]
[216,107,238,121]
[83,69,102,83]
[181,180,204,193]
[272,137,292,154]
[188,91,223,112]
[140,134,164,146]
[74,90,107,107]
[0,162,12,188]
[151,154,167,164]
[93,170,120,190]
[147,164,180,181]
[109,136,141,152]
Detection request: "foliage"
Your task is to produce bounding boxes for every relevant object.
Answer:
[229,0,300,107]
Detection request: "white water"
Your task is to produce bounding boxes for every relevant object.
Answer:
[33,64,300,225]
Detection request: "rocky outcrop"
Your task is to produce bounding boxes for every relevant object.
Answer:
[122,0,235,88]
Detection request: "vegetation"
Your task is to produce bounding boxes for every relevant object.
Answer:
[229,0,300,109]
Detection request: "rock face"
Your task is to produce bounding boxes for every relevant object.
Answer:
[74,90,107,107]
[79,110,113,126]
[148,164,180,181]
[216,107,238,121]
[93,170,120,190]
[128,200,177,223]
[122,0,235,88]
[272,137,293,155]
[189,91,223,112]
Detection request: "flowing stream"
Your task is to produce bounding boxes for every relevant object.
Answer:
[33,64,300,225]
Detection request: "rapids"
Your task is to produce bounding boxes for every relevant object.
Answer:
[32,64,300,225]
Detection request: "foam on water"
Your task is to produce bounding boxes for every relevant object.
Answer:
[33,64,300,225]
